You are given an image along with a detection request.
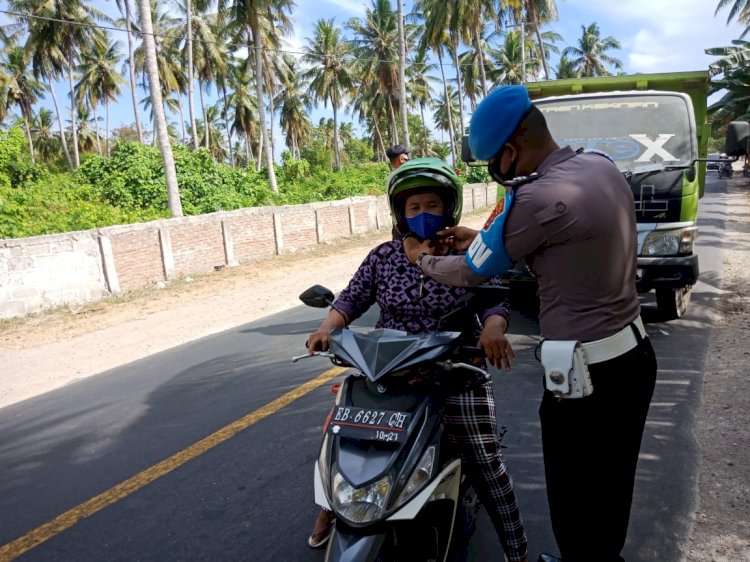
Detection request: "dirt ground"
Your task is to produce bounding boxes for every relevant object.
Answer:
[0,194,748,560]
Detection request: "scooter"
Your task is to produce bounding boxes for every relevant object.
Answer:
[293,285,501,562]
[718,160,733,179]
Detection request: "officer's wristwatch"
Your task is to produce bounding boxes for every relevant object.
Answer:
[416,252,428,268]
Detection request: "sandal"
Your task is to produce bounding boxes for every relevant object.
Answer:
[308,509,336,549]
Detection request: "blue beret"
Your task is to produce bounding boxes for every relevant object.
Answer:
[469,85,532,161]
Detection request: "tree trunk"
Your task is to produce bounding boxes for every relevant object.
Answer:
[373,118,386,161]
[178,94,186,143]
[256,131,263,172]
[533,21,550,80]
[198,81,209,150]
[106,100,110,156]
[332,96,341,170]
[250,16,278,192]
[22,114,35,163]
[139,0,183,216]
[222,84,233,166]
[387,96,399,145]
[47,80,73,169]
[124,0,144,143]
[67,56,80,168]
[475,33,488,96]
[186,0,199,149]
[245,137,251,167]
[450,38,466,136]
[437,49,456,166]
[419,102,428,156]
[396,0,410,149]
[268,95,276,161]
[93,107,103,155]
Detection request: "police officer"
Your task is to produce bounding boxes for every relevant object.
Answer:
[386,144,410,170]
[404,85,658,562]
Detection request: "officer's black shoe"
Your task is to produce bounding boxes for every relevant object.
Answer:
[537,555,563,562]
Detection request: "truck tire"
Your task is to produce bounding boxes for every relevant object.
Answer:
[655,285,692,320]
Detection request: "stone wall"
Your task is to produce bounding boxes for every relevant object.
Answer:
[0,183,497,320]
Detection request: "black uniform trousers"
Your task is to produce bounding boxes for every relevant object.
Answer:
[539,336,657,562]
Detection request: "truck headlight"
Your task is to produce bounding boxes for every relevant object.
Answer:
[332,472,391,524]
[642,227,696,256]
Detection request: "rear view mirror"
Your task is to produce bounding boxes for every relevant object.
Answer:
[462,133,490,167]
[725,121,749,157]
[299,285,335,308]
[461,134,476,164]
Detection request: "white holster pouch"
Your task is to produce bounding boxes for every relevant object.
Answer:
[540,340,593,400]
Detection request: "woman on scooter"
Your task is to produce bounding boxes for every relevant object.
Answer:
[306,157,528,562]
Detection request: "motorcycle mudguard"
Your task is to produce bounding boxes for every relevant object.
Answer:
[314,460,331,510]
[325,528,387,562]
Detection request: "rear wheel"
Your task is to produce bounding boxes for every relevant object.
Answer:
[655,285,692,320]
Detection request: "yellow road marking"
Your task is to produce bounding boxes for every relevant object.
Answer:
[0,366,346,562]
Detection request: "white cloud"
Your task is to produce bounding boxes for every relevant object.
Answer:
[322,0,367,17]
[561,0,747,74]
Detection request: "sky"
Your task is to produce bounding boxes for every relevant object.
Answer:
[1,0,747,159]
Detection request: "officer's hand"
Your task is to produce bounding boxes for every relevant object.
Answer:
[437,226,479,251]
[478,316,515,371]
[306,329,330,354]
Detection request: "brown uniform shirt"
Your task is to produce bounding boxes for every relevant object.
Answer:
[422,146,640,341]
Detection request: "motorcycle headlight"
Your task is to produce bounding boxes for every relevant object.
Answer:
[642,227,696,256]
[332,472,391,524]
[397,445,435,505]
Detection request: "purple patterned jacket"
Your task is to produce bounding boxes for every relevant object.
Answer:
[332,240,510,392]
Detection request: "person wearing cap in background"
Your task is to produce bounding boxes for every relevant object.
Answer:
[386,144,410,170]
[403,85,658,562]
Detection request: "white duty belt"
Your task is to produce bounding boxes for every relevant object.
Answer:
[582,316,647,365]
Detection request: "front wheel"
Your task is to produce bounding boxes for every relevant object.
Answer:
[655,285,692,321]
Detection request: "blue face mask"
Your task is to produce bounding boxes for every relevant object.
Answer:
[406,212,448,240]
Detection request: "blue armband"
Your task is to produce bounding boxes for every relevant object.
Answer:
[465,189,515,276]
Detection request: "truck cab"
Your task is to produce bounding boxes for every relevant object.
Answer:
[515,72,710,320]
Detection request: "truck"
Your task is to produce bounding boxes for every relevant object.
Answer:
[465,71,721,320]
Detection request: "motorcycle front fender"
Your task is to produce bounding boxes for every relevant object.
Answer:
[325,528,387,562]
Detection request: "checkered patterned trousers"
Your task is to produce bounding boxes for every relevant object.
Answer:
[444,382,528,562]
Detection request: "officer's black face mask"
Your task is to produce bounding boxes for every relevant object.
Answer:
[488,144,518,185]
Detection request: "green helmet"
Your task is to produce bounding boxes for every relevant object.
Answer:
[387,157,463,236]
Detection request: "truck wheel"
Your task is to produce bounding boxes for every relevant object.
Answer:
[655,286,691,320]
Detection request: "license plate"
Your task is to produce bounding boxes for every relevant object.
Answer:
[327,406,412,443]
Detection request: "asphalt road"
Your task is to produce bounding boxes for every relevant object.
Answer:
[0,174,731,562]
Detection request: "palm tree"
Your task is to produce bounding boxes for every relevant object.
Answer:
[277,64,311,159]
[115,0,144,143]
[139,0,183,216]
[0,45,44,161]
[198,104,227,161]
[218,0,295,193]
[31,108,61,163]
[531,0,559,80]
[8,0,109,168]
[303,18,355,170]
[417,0,456,164]
[407,49,437,156]
[489,29,541,85]
[562,23,624,78]
[347,0,401,144]
[555,54,577,79]
[228,66,260,167]
[76,35,126,156]
[432,84,460,147]
[707,40,750,122]
[716,0,750,36]
[396,0,409,149]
